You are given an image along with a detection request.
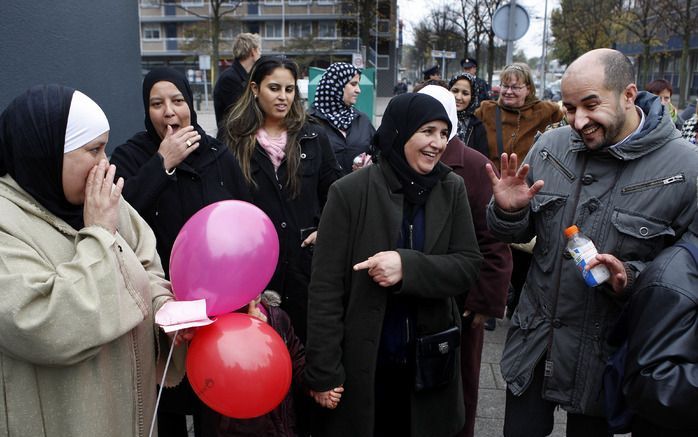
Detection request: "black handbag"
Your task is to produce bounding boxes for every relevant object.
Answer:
[414,325,460,392]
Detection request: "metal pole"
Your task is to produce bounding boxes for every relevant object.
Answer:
[442,55,446,78]
[540,0,548,98]
[282,0,285,47]
[505,0,517,65]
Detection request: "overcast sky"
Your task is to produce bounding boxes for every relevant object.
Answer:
[398,0,560,60]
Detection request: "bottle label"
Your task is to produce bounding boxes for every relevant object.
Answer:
[569,241,610,286]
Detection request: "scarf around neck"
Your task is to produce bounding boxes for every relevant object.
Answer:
[256,128,287,171]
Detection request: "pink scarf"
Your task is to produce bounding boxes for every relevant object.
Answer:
[256,128,287,172]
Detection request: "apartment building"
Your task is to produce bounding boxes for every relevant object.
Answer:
[138,0,398,96]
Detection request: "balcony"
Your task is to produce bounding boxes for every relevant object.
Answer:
[139,0,357,21]
[141,36,361,57]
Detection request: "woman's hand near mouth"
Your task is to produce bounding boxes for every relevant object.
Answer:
[157,125,201,171]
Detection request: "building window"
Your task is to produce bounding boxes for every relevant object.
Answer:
[317,0,337,4]
[289,21,311,38]
[182,0,204,6]
[265,22,282,39]
[140,0,159,7]
[288,0,310,4]
[318,22,336,39]
[143,25,161,40]
[264,0,282,4]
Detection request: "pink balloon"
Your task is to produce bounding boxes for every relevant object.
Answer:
[169,200,279,316]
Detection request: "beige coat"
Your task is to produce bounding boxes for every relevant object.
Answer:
[0,175,184,436]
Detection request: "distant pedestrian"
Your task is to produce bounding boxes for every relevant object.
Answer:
[422,65,441,81]
[461,57,490,105]
[213,33,262,129]
[645,78,679,127]
[393,78,408,95]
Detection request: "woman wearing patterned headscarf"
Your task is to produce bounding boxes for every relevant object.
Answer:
[309,62,376,175]
[0,84,186,436]
[448,72,490,157]
[305,93,482,437]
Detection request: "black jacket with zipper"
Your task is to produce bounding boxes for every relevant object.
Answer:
[248,120,341,341]
[110,131,252,277]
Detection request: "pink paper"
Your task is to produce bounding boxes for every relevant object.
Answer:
[155,299,214,333]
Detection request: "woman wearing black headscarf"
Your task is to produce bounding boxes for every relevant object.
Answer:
[110,67,251,437]
[308,62,376,175]
[0,84,185,436]
[305,93,483,437]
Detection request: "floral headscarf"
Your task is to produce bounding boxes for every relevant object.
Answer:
[313,62,360,131]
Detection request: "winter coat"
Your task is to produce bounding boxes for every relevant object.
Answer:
[308,108,376,176]
[475,99,563,169]
[110,132,252,277]
[440,137,512,318]
[0,175,185,437]
[215,292,306,436]
[621,229,698,433]
[458,115,490,161]
[214,59,249,128]
[248,121,341,341]
[305,161,483,437]
[486,92,698,416]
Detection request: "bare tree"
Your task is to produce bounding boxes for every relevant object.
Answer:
[170,0,244,82]
[660,0,698,108]
[612,0,667,85]
[550,0,618,65]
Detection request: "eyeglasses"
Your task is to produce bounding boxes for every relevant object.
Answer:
[500,84,527,92]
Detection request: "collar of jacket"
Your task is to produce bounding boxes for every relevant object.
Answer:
[0,175,77,236]
[569,91,677,161]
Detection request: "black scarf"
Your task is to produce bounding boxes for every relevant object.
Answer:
[371,93,451,205]
[141,67,210,166]
[0,84,85,230]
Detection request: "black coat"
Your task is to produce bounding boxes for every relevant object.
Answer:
[460,116,489,158]
[621,230,698,434]
[248,121,341,341]
[213,59,249,128]
[308,108,375,176]
[305,161,482,437]
[110,132,252,277]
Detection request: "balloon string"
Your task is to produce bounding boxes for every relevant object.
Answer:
[149,329,178,437]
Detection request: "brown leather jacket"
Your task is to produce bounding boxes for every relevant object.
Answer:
[475,99,563,170]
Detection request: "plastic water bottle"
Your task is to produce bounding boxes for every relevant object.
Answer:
[564,225,610,287]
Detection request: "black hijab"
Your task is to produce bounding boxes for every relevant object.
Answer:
[371,93,452,205]
[0,84,85,230]
[140,67,209,159]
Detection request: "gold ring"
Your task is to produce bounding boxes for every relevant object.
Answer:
[185,139,193,148]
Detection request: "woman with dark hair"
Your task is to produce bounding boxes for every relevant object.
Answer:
[645,78,679,126]
[305,93,482,437]
[308,62,376,175]
[447,72,489,157]
[0,84,186,436]
[110,67,251,437]
[220,56,341,343]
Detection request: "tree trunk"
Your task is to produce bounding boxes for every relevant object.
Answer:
[641,42,650,86]
[487,32,495,84]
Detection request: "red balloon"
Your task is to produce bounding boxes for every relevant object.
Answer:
[186,313,292,419]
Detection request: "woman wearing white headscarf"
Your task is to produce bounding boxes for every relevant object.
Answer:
[309,62,376,175]
[0,85,185,436]
[417,84,512,437]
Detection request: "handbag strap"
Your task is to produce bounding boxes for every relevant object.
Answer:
[495,105,504,155]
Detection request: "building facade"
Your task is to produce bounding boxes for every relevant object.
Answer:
[138,0,399,97]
